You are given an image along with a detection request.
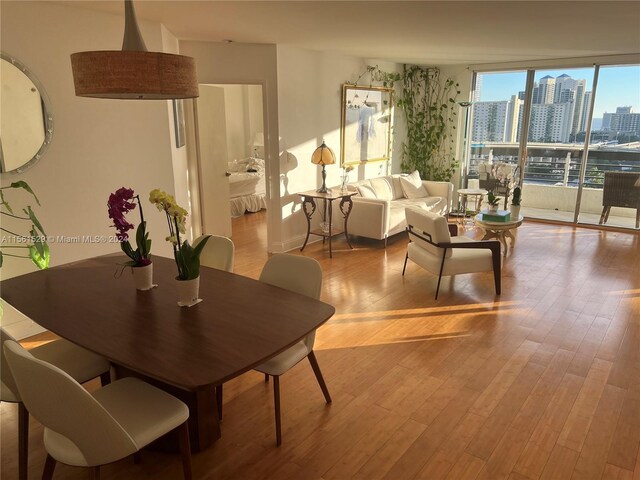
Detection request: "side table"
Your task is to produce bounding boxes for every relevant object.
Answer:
[298,190,357,258]
[475,213,524,256]
[457,188,487,225]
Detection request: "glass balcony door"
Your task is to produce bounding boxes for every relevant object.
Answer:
[576,65,640,229]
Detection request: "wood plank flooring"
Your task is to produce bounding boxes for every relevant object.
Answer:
[1,211,639,479]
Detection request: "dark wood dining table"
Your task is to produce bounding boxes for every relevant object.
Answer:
[0,254,335,451]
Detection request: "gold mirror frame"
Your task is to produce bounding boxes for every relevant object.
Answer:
[340,84,393,166]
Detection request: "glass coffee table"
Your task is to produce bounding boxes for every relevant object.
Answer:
[475,213,524,256]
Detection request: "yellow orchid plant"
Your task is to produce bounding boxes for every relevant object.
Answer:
[149,189,210,280]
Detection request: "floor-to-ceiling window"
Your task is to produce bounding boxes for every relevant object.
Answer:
[465,62,639,230]
[577,65,640,229]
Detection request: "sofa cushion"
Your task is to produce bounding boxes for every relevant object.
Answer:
[393,197,447,215]
[369,177,394,201]
[400,171,428,198]
[356,183,377,199]
[390,175,405,200]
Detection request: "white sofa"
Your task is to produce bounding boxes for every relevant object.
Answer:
[347,174,453,245]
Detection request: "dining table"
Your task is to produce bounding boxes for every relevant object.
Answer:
[0,254,336,452]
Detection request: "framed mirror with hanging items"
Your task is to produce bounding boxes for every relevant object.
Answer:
[0,52,54,174]
[340,85,393,166]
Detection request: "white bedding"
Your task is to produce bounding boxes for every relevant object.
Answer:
[228,168,267,217]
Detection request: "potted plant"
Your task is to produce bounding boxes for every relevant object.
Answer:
[0,181,49,269]
[149,189,210,306]
[108,187,153,290]
[487,190,500,214]
[510,186,522,218]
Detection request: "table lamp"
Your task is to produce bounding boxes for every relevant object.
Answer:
[252,132,264,158]
[311,141,336,193]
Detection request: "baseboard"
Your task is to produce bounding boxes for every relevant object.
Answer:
[269,233,322,253]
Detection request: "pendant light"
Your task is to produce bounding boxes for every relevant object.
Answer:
[70,0,198,100]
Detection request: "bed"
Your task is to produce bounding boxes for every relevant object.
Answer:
[228,158,267,217]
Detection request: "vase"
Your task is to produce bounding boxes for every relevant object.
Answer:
[131,263,153,290]
[177,276,200,306]
[510,204,521,218]
[488,205,499,214]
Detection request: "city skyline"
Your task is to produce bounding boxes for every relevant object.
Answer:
[477,66,640,120]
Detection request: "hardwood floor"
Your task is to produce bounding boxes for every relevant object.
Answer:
[2,211,639,480]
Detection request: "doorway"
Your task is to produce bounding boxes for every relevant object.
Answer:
[194,84,266,240]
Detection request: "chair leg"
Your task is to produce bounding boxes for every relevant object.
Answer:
[604,206,612,223]
[308,351,332,404]
[265,373,270,383]
[177,421,192,480]
[215,385,223,421]
[636,209,639,229]
[42,454,56,480]
[435,249,448,300]
[402,252,408,276]
[273,376,282,446]
[88,466,100,480]
[492,250,502,295]
[100,371,111,386]
[18,403,28,480]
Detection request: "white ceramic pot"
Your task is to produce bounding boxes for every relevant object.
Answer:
[177,276,200,305]
[131,263,153,290]
[510,205,521,218]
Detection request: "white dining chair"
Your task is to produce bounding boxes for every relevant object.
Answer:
[194,234,235,272]
[255,254,332,446]
[0,328,111,480]
[3,340,192,480]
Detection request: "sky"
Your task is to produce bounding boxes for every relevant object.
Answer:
[477,65,640,119]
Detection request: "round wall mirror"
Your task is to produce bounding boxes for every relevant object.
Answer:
[0,52,54,174]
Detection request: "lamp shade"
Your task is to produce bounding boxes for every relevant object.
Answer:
[252,132,264,147]
[311,141,336,166]
[71,51,198,99]
[70,0,199,100]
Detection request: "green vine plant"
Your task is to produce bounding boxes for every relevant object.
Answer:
[0,181,50,269]
[350,65,461,182]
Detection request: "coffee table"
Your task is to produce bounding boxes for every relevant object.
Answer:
[475,213,524,256]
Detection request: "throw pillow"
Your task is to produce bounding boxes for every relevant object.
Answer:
[400,170,428,199]
[356,184,377,199]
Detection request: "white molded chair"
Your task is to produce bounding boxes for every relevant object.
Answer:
[256,254,332,446]
[403,207,502,299]
[3,340,192,480]
[1,328,111,480]
[194,234,235,273]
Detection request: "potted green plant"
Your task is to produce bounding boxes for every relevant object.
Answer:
[149,189,210,306]
[0,181,49,269]
[487,190,500,214]
[510,186,522,218]
[108,187,153,290]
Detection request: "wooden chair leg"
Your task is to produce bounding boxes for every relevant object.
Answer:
[264,373,270,383]
[636,208,639,229]
[604,206,612,223]
[402,253,409,276]
[307,351,332,404]
[42,454,56,480]
[599,206,607,224]
[273,376,282,446]
[492,250,502,295]
[177,421,192,480]
[88,466,100,480]
[18,403,28,480]
[100,371,111,386]
[215,385,223,421]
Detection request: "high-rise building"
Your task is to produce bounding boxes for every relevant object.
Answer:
[471,101,510,142]
[528,103,574,143]
[602,106,640,135]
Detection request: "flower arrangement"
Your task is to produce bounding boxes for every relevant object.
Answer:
[108,187,151,267]
[340,165,354,192]
[149,189,210,280]
[0,181,49,269]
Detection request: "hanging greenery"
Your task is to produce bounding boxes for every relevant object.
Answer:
[350,65,461,182]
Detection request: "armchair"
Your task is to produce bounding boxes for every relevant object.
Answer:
[402,207,502,299]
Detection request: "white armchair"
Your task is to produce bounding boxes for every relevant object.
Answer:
[403,207,502,299]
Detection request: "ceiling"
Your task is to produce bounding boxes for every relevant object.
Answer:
[57,1,640,65]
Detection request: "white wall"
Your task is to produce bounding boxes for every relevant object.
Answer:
[0,2,179,282]
[276,46,403,251]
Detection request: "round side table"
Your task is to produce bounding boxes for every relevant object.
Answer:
[475,213,524,256]
[457,188,488,225]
